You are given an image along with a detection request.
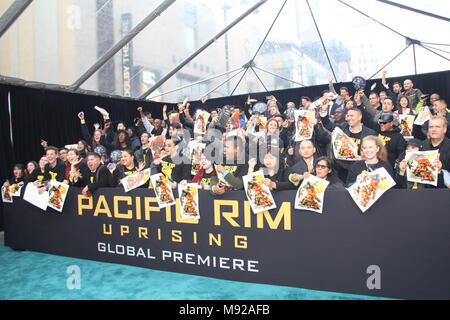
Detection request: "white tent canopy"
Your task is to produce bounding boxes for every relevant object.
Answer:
[0,0,449,103]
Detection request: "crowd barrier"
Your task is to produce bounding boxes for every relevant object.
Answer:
[3,187,450,299]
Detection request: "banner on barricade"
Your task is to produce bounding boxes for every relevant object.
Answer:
[3,187,450,300]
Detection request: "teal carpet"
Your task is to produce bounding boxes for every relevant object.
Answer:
[0,245,388,300]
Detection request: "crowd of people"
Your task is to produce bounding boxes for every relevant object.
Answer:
[3,71,450,199]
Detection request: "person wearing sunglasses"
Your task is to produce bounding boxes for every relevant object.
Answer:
[376,112,406,169]
[309,157,345,190]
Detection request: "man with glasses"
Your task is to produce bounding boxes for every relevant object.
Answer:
[420,115,450,188]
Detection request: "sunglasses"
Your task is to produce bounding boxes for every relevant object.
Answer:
[315,164,329,169]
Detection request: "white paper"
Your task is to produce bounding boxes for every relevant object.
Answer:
[150,173,176,208]
[294,175,330,214]
[23,183,48,211]
[65,144,78,150]
[122,169,151,192]
[47,180,70,212]
[94,106,109,117]
[331,127,358,161]
[178,183,200,219]
[347,167,396,213]
[243,170,277,214]
[405,150,439,187]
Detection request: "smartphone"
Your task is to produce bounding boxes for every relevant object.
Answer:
[107,163,116,172]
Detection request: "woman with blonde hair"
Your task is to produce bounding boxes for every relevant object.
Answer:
[346,135,395,187]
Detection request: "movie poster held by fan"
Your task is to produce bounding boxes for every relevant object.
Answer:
[243,170,276,214]
[294,175,329,214]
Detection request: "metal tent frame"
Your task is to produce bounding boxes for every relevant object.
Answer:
[0,0,448,102]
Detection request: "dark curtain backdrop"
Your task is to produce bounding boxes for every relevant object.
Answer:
[6,86,170,166]
[191,70,450,111]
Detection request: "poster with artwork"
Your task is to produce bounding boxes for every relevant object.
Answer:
[243,170,276,214]
[331,127,358,161]
[1,186,13,203]
[230,112,242,129]
[150,173,176,208]
[294,175,329,214]
[258,117,267,131]
[194,110,210,135]
[47,180,70,212]
[347,167,396,213]
[122,169,151,192]
[150,135,165,159]
[294,110,315,141]
[189,141,206,175]
[405,150,439,187]
[399,114,415,140]
[178,183,200,219]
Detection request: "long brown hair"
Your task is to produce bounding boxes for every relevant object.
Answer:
[361,135,388,162]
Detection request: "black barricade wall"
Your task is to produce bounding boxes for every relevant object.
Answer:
[3,187,450,299]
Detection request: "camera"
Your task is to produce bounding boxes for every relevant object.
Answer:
[216,105,234,129]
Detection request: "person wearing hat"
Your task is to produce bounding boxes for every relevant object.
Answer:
[375,112,406,169]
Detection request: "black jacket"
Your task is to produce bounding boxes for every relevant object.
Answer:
[420,137,450,188]
[262,167,293,191]
[346,160,395,187]
[210,160,249,191]
[153,155,192,184]
[43,159,66,182]
[81,165,112,194]
[376,127,407,169]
